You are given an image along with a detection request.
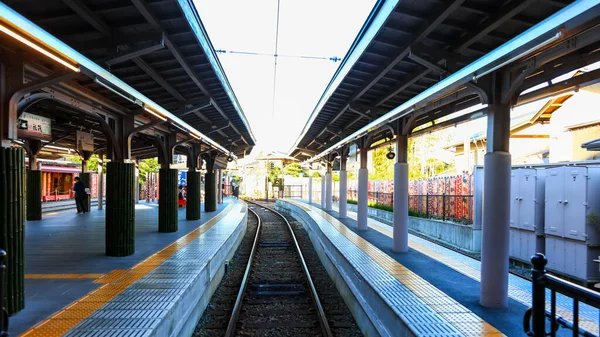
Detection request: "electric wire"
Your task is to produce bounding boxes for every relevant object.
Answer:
[271,0,281,121]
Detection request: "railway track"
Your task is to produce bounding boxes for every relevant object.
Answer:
[224,201,333,337]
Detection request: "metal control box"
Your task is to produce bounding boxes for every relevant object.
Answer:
[544,166,600,282]
[509,169,546,262]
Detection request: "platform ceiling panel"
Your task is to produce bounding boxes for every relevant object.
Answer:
[291,0,574,157]
[3,0,255,157]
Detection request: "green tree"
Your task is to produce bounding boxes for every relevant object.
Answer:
[65,154,99,172]
[369,147,394,180]
[283,162,304,177]
[312,171,321,178]
[268,166,283,186]
[138,158,160,183]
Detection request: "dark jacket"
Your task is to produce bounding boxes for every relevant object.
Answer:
[73,181,86,197]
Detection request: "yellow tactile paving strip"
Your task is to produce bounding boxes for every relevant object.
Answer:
[285,199,505,337]
[25,274,105,280]
[20,202,233,337]
[366,218,600,335]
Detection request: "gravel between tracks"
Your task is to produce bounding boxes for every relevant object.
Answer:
[193,202,363,337]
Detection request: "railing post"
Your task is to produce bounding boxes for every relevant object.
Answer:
[0,249,8,336]
[442,193,446,221]
[426,194,429,218]
[531,253,547,337]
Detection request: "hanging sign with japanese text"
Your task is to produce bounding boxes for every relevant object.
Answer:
[76,131,94,152]
[17,112,52,141]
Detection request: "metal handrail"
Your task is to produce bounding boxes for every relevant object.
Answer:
[524,253,599,337]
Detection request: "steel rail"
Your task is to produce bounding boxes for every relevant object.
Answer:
[223,206,262,337]
[225,200,333,337]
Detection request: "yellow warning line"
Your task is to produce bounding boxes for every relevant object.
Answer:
[21,202,234,337]
[286,199,504,337]
[364,215,600,336]
[26,274,104,279]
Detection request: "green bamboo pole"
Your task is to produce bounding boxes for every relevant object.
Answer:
[186,170,201,220]
[204,171,216,212]
[158,168,178,232]
[0,147,25,314]
[105,162,135,256]
[26,170,42,220]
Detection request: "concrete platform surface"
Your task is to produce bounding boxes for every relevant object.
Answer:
[278,199,505,337]
[12,200,231,337]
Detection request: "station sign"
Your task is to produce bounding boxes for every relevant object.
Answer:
[347,143,357,164]
[17,112,51,141]
[178,170,187,186]
[76,131,94,152]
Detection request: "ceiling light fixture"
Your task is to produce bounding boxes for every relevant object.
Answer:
[0,22,79,72]
[144,106,167,121]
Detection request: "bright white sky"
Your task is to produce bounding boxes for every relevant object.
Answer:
[193,0,377,155]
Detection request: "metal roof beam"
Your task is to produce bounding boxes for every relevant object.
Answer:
[105,38,165,66]
[132,57,186,102]
[61,0,112,36]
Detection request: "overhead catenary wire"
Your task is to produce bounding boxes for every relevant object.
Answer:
[271,0,281,122]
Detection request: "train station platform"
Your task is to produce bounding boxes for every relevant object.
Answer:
[12,198,247,337]
[276,199,600,337]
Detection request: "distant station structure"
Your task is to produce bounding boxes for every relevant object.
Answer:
[0,0,254,314]
[289,0,600,309]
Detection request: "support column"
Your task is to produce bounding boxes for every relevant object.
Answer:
[25,139,43,221]
[97,155,104,210]
[393,134,409,252]
[320,175,325,208]
[0,147,25,313]
[158,167,178,232]
[204,154,217,212]
[480,80,512,308]
[80,150,92,212]
[134,162,139,204]
[357,145,369,231]
[308,175,313,204]
[105,161,135,256]
[186,145,201,220]
[217,169,223,204]
[339,149,348,219]
[325,161,333,211]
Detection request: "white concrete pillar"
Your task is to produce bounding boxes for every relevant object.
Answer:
[325,172,333,211]
[97,160,104,210]
[357,168,368,230]
[339,170,347,218]
[320,177,326,208]
[480,152,511,308]
[480,95,511,309]
[393,162,409,252]
[308,176,313,204]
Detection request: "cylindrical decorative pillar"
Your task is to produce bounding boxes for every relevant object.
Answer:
[320,178,325,208]
[26,170,42,220]
[158,168,178,233]
[0,147,25,314]
[339,170,347,218]
[79,172,91,212]
[204,171,216,212]
[325,172,333,211]
[393,162,409,252]
[480,151,511,308]
[186,170,201,220]
[357,168,368,230]
[134,166,140,204]
[98,163,104,210]
[217,169,223,204]
[308,176,313,204]
[106,162,135,257]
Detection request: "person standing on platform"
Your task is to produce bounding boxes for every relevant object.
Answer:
[73,177,88,214]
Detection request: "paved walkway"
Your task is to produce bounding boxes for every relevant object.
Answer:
[12,200,228,337]
[295,199,598,336]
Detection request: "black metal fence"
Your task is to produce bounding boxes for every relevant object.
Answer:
[346,190,473,223]
[524,253,600,337]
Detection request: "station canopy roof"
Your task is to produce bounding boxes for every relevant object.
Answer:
[289,0,599,160]
[2,0,255,158]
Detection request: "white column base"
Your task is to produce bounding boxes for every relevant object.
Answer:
[393,162,409,252]
[339,170,347,218]
[321,178,326,208]
[325,173,333,211]
[308,176,313,204]
[357,168,368,231]
[480,151,511,308]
